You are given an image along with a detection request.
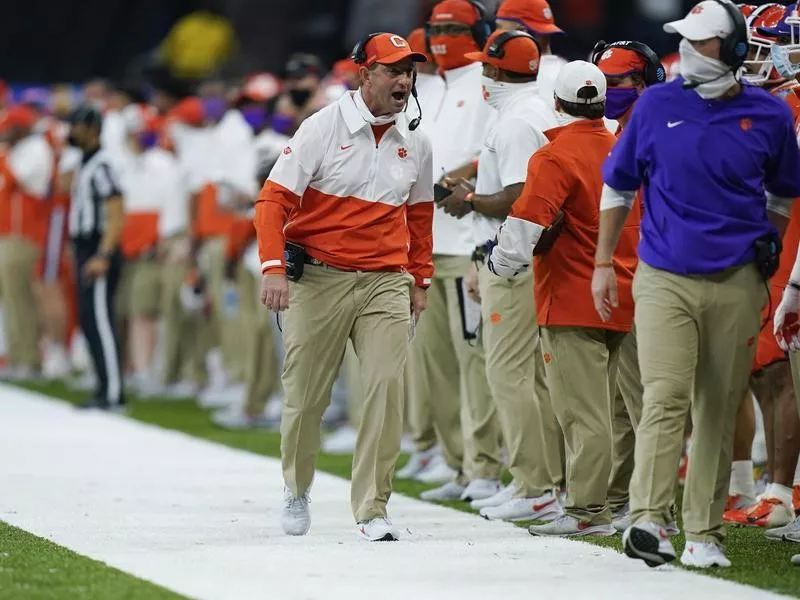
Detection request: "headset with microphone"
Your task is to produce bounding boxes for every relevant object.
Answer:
[680,0,749,89]
[350,32,423,131]
[486,30,542,65]
[590,40,666,85]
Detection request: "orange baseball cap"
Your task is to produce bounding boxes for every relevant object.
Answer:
[0,104,39,132]
[430,0,480,25]
[497,0,563,35]
[407,28,433,62]
[595,47,647,77]
[465,30,541,75]
[240,73,282,102]
[167,97,205,127]
[360,33,427,67]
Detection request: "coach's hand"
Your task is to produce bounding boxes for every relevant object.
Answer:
[411,286,427,324]
[591,264,618,322]
[261,274,289,312]
[83,255,109,282]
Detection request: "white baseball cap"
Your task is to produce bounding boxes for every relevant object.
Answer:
[554,60,607,104]
[663,0,735,41]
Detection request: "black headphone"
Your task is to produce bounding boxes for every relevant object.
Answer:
[711,0,749,69]
[486,30,542,74]
[349,32,422,131]
[590,40,666,86]
[424,0,497,51]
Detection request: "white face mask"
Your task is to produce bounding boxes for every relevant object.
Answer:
[481,76,517,110]
[353,89,396,126]
[679,38,737,99]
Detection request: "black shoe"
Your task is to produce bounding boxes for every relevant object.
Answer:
[76,397,126,413]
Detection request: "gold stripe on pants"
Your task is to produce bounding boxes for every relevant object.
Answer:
[407,254,502,482]
[478,266,560,497]
[0,237,41,368]
[540,325,626,525]
[281,265,411,522]
[630,262,764,544]
[607,329,643,512]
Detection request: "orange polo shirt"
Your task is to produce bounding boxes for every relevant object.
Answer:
[511,118,635,332]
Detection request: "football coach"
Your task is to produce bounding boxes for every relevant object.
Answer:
[254,32,434,542]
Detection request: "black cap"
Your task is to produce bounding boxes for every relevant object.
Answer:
[284,53,325,80]
[68,104,103,129]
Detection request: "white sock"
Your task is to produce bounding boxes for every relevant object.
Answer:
[767,482,794,508]
[730,460,756,498]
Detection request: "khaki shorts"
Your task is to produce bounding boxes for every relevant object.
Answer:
[117,258,162,319]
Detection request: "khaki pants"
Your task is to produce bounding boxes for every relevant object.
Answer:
[281,265,411,522]
[790,352,800,416]
[540,325,626,525]
[200,237,245,382]
[117,258,162,320]
[478,266,560,497]
[0,237,41,368]
[161,236,206,386]
[631,262,764,544]
[238,266,282,413]
[607,329,643,512]
[407,255,502,482]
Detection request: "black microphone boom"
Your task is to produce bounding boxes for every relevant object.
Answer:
[408,84,422,131]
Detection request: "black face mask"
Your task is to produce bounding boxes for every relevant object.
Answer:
[289,89,313,108]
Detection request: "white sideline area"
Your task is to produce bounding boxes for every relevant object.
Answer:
[0,384,789,600]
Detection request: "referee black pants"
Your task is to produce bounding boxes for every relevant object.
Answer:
[73,242,124,406]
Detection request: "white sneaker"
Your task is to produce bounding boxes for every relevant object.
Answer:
[665,520,680,537]
[357,517,399,542]
[396,447,439,480]
[528,514,615,537]
[163,380,198,399]
[415,455,457,484]
[281,487,311,536]
[420,480,466,502]
[470,482,519,510]
[622,521,677,567]
[612,504,631,532]
[7,365,40,381]
[198,383,245,408]
[400,435,415,454]
[460,479,502,502]
[42,345,71,380]
[322,426,358,454]
[792,553,800,566]
[766,517,800,542]
[212,406,278,430]
[680,541,732,568]
[481,492,564,522]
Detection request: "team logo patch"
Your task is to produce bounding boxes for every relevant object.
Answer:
[543,7,553,20]
[397,147,408,159]
[529,58,539,72]
[601,49,614,61]
[691,4,703,14]
[740,118,753,131]
[490,312,502,324]
[482,86,490,101]
[283,146,292,155]
[543,352,552,364]
[457,100,466,108]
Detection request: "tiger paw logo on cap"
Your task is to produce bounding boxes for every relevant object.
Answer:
[601,49,614,61]
[543,7,552,19]
[691,4,703,13]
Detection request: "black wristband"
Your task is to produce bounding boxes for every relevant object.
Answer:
[788,280,800,291]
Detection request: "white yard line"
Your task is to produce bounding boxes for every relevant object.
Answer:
[0,384,791,600]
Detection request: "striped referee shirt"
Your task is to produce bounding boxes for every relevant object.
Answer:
[68,147,123,242]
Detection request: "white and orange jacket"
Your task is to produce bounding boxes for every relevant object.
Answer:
[254,90,435,288]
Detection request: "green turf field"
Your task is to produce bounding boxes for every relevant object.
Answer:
[12,380,800,598]
[0,522,184,600]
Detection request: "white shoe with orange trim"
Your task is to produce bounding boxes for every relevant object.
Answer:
[396,447,439,480]
[623,522,677,568]
[480,491,563,522]
[680,542,732,568]
[281,487,311,536]
[460,478,502,502]
[357,517,399,542]
[470,482,519,510]
[528,514,614,537]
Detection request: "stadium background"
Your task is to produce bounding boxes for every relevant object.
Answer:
[0,0,781,95]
